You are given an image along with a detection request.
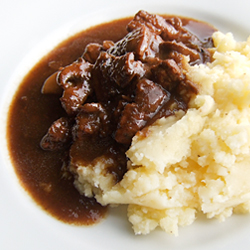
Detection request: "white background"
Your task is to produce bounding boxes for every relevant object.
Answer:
[1,0,250,249]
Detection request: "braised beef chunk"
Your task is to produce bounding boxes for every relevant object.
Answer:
[127,10,179,40]
[57,58,93,115]
[150,59,184,90]
[108,26,163,60]
[40,117,72,150]
[82,40,115,64]
[40,10,216,182]
[92,52,145,91]
[72,103,110,139]
[60,81,92,115]
[102,40,115,50]
[57,58,92,89]
[159,41,201,63]
[106,144,128,183]
[82,43,102,64]
[127,10,213,65]
[115,79,170,144]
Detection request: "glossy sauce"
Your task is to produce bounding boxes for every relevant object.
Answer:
[7,16,216,225]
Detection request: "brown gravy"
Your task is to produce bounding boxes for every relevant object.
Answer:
[7,15,216,225]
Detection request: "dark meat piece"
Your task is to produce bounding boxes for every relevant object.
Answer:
[72,103,110,139]
[60,82,92,115]
[102,40,115,50]
[126,11,210,64]
[150,58,185,91]
[164,17,214,64]
[91,51,145,102]
[166,16,214,50]
[159,41,201,63]
[106,144,129,183]
[106,52,145,88]
[82,41,115,64]
[176,79,198,104]
[40,117,72,150]
[57,58,93,115]
[57,58,92,89]
[82,43,102,64]
[108,26,163,60]
[115,79,170,144]
[127,10,179,40]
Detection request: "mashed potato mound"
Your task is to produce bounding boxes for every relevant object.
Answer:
[73,31,250,235]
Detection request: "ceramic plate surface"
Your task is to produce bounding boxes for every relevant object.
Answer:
[1,0,250,249]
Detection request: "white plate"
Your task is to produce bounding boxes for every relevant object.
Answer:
[1,0,250,249]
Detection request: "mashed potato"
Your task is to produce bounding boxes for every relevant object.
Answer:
[73,31,250,235]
